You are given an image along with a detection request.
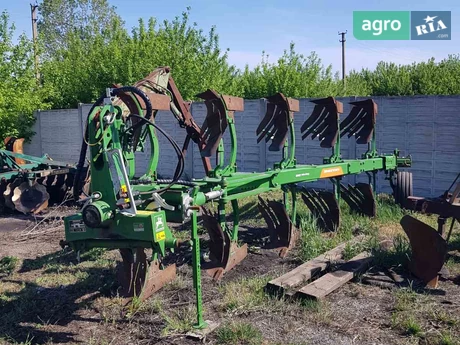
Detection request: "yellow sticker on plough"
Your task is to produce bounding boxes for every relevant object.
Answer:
[320,166,344,178]
[155,231,166,241]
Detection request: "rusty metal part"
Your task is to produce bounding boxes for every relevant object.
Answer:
[42,173,70,204]
[12,181,50,214]
[340,182,376,217]
[340,99,377,144]
[196,89,244,157]
[257,196,299,257]
[300,97,343,148]
[201,206,248,280]
[300,188,340,232]
[201,206,226,264]
[197,90,229,157]
[256,93,299,151]
[406,188,460,221]
[113,66,211,174]
[118,248,176,303]
[400,215,448,287]
[3,178,23,211]
[4,137,25,164]
[205,240,248,281]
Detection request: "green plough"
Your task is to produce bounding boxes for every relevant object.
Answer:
[60,66,412,330]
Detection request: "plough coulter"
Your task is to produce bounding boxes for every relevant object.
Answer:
[60,66,412,330]
[1,137,79,214]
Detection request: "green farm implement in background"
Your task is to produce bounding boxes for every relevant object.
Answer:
[61,66,412,330]
[0,137,80,214]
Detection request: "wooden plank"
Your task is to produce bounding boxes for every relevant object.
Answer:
[266,243,346,296]
[294,252,372,300]
[266,236,365,295]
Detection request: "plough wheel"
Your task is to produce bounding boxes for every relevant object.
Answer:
[118,248,176,303]
[300,188,340,232]
[201,206,248,280]
[257,196,299,257]
[400,215,447,288]
[393,171,413,208]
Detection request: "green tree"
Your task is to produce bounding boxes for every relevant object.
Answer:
[0,11,51,143]
[37,0,123,57]
[40,7,241,107]
[236,43,343,99]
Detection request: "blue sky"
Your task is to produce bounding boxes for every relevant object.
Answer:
[4,0,459,75]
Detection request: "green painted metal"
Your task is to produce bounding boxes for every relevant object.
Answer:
[190,188,207,328]
[207,95,238,178]
[62,84,412,332]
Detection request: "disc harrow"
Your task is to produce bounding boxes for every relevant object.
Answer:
[1,137,78,214]
[60,67,412,331]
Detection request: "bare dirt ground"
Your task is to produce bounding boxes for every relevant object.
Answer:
[1,205,460,345]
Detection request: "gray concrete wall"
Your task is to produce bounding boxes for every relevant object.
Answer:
[23,95,460,198]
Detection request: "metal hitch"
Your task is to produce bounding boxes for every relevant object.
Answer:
[117,248,176,303]
[400,215,448,288]
[200,207,248,280]
[300,96,343,148]
[257,196,299,257]
[340,182,376,217]
[300,188,340,232]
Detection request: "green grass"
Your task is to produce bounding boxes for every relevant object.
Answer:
[438,331,459,345]
[0,256,19,276]
[216,321,263,345]
[0,248,118,344]
[372,233,411,269]
[0,334,35,345]
[293,193,412,263]
[403,316,423,336]
[219,275,273,313]
[160,305,196,336]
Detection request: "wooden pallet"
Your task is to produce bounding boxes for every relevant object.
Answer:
[266,236,371,300]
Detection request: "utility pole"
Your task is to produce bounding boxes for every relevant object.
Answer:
[338,30,347,87]
[30,3,40,81]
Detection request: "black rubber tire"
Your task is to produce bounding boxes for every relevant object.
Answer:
[394,171,413,208]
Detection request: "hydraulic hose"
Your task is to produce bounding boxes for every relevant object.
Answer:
[156,179,197,187]
[126,114,185,194]
[73,86,153,201]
